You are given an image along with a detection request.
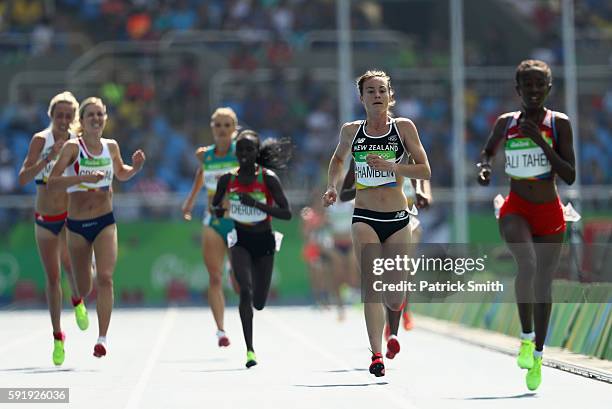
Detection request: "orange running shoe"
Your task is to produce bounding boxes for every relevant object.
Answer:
[403,310,414,331]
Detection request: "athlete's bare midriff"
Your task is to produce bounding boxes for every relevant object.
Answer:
[67,191,113,219]
[354,177,408,212]
[35,187,69,215]
[510,178,558,203]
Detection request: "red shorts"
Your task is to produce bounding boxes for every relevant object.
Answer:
[499,191,566,237]
[302,241,321,263]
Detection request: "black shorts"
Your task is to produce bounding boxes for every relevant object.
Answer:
[233,227,276,259]
[351,208,410,243]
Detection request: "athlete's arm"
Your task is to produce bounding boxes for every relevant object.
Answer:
[245,170,291,220]
[323,122,357,207]
[416,179,432,209]
[477,115,509,186]
[18,134,59,185]
[339,159,356,202]
[109,140,145,181]
[182,147,206,220]
[47,141,103,190]
[211,172,230,217]
[367,118,430,180]
[519,115,575,185]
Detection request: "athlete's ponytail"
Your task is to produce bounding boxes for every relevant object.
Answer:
[257,137,292,171]
[237,129,292,171]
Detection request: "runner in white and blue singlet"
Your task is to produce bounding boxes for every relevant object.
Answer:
[49,97,145,359]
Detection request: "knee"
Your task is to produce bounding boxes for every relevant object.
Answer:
[515,258,537,277]
[208,272,223,288]
[240,288,253,304]
[96,274,113,288]
[386,301,404,312]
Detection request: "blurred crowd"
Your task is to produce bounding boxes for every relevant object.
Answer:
[0,0,610,198]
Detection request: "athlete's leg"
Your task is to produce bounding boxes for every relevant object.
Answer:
[35,226,63,334]
[58,226,89,331]
[402,225,422,330]
[383,223,412,335]
[229,246,255,352]
[352,222,384,354]
[533,232,564,352]
[251,255,274,311]
[92,224,118,339]
[327,249,346,318]
[203,226,227,332]
[499,214,536,333]
[58,227,80,299]
[66,230,94,301]
[380,223,411,359]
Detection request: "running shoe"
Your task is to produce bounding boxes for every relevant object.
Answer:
[386,335,400,359]
[246,351,257,368]
[93,342,107,358]
[369,352,385,377]
[74,300,89,331]
[217,331,230,347]
[517,339,535,369]
[402,310,414,331]
[52,333,65,366]
[526,356,542,391]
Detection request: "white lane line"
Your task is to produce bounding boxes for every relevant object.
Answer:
[260,309,419,409]
[124,307,177,409]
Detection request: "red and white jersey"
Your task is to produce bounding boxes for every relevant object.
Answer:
[66,138,114,193]
[503,109,565,180]
[227,166,273,224]
[34,128,76,185]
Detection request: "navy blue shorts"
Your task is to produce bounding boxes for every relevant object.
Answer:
[35,212,67,236]
[67,212,115,243]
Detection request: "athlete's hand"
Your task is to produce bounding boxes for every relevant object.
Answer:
[366,154,394,171]
[47,140,64,161]
[322,187,337,207]
[477,162,491,186]
[238,193,257,207]
[132,149,146,170]
[416,193,430,209]
[212,205,226,218]
[81,171,105,183]
[519,118,546,147]
[181,201,193,221]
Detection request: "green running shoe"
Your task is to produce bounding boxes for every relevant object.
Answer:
[246,351,257,368]
[52,338,65,366]
[517,339,535,369]
[74,301,89,331]
[526,356,542,391]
